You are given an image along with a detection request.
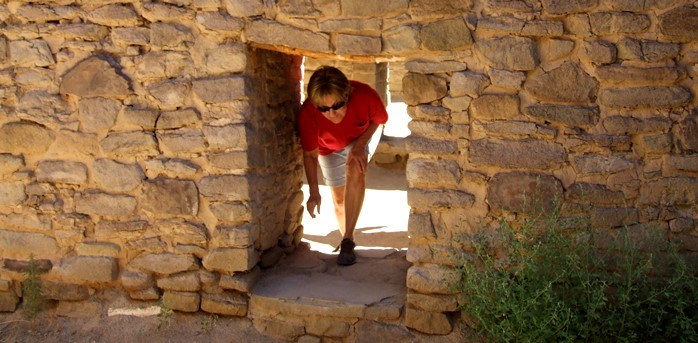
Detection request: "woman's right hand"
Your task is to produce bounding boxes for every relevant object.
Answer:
[306,193,321,218]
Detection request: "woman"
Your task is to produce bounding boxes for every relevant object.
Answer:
[297,66,388,265]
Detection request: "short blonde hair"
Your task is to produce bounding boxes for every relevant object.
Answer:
[307,66,352,106]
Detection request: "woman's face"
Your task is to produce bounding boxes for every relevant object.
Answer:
[316,94,347,124]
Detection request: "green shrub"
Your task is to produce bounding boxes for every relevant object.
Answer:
[457,209,698,343]
[21,255,45,320]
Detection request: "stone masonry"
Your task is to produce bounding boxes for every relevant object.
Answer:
[0,0,697,340]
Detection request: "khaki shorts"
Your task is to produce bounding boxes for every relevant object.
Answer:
[318,127,382,187]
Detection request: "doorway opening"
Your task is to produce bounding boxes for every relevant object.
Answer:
[298,57,411,260]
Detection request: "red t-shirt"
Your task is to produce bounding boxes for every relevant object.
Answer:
[298,81,388,155]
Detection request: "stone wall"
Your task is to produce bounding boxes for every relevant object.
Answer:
[0,0,697,338]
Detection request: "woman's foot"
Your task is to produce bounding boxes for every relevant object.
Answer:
[337,238,356,266]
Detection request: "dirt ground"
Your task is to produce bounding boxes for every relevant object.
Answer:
[0,307,277,343]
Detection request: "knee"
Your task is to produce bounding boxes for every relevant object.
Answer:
[345,165,366,183]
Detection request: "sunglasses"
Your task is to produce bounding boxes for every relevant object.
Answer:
[316,101,346,113]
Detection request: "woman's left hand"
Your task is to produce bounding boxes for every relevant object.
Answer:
[347,144,368,174]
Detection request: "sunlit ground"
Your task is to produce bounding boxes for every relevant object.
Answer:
[300,102,411,256]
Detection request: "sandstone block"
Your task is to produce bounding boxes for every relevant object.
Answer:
[487,171,564,213]
[637,134,672,156]
[118,107,159,131]
[41,280,89,301]
[407,212,436,241]
[202,247,258,274]
[201,292,248,316]
[421,17,473,51]
[95,220,147,240]
[54,256,117,283]
[0,291,19,312]
[591,207,639,229]
[596,66,682,85]
[404,137,457,155]
[407,264,460,294]
[442,96,472,112]
[408,292,458,313]
[9,39,55,67]
[219,267,262,293]
[16,4,82,22]
[205,44,246,74]
[669,217,694,233]
[156,220,208,247]
[203,124,248,150]
[470,138,566,169]
[0,154,23,175]
[130,253,198,276]
[0,182,26,206]
[664,155,698,173]
[602,116,672,135]
[129,287,160,301]
[36,160,87,185]
[193,76,246,104]
[567,182,626,206]
[75,192,136,217]
[252,318,305,341]
[476,36,538,71]
[246,19,330,52]
[408,121,450,138]
[402,74,447,105]
[223,0,264,17]
[157,129,206,154]
[524,63,598,103]
[582,40,616,65]
[86,4,140,26]
[0,230,59,259]
[101,131,158,157]
[478,16,525,33]
[336,34,381,55]
[409,0,472,17]
[209,201,252,223]
[525,104,599,128]
[472,120,555,139]
[677,113,698,152]
[599,86,691,108]
[540,0,597,15]
[76,242,120,257]
[93,159,144,192]
[405,307,453,334]
[140,1,194,22]
[522,19,564,36]
[136,52,193,81]
[639,177,698,205]
[198,174,252,201]
[157,271,200,292]
[319,18,381,32]
[450,71,489,98]
[382,25,420,53]
[470,94,520,121]
[540,39,575,62]
[659,7,698,41]
[140,178,199,216]
[488,69,526,90]
[404,60,467,73]
[407,189,474,210]
[163,291,200,312]
[213,223,259,248]
[406,158,460,187]
[410,105,451,122]
[196,11,244,33]
[306,317,351,337]
[120,271,152,291]
[342,0,408,16]
[111,27,150,46]
[150,22,193,48]
[0,121,55,154]
[355,321,416,342]
[590,12,650,35]
[147,80,190,109]
[60,57,130,98]
[77,97,121,133]
[145,158,199,178]
[572,154,635,175]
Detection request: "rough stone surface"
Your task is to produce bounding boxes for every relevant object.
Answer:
[541,0,597,15]
[470,94,520,120]
[487,172,564,213]
[245,19,330,52]
[405,307,453,335]
[659,7,698,41]
[0,230,59,259]
[36,160,88,185]
[0,182,26,206]
[0,291,19,312]
[54,256,118,283]
[524,104,599,128]
[129,253,198,275]
[420,17,472,51]
[0,121,55,154]
[75,192,136,217]
[60,57,130,98]
[402,74,448,105]
[40,280,90,301]
[93,159,144,192]
[141,178,199,216]
[524,63,598,103]
[450,71,489,98]
[406,264,460,295]
[590,12,651,35]
[470,138,566,169]
[201,292,248,316]
[157,271,200,291]
[203,247,258,274]
[163,291,200,312]
[599,86,692,108]
[78,97,121,133]
[101,131,158,157]
[476,36,538,71]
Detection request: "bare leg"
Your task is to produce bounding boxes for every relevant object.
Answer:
[342,162,367,241]
[330,186,346,236]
